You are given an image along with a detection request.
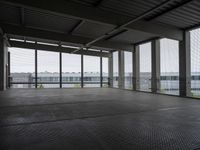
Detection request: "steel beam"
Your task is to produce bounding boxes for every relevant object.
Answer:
[9,41,111,57]
[68,20,85,34]
[72,0,183,53]
[0,0,183,40]
[2,23,132,51]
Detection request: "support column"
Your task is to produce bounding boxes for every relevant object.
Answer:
[118,50,124,89]
[179,31,191,97]
[0,33,8,91]
[108,51,113,88]
[151,39,160,93]
[133,45,140,91]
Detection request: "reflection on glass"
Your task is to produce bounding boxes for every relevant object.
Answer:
[160,38,179,95]
[9,48,35,88]
[139,42,151,92]
[83,55,100,87]
[37,50,59,88]
[62,53,81,88]
[113,51,119,88]
[124,51,132,89]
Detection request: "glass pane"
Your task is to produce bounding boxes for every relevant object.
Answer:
[113,51,119,88]
[124,51,132,89]
[190,28,200,98]
[62,53,81,88]
[102,57,109,87]
[84,55,100,87]
[139,42,151,92]
[160,38,179,95]
[9,48,35,88]
[37,50,59,88]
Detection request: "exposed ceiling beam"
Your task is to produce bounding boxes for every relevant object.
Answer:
[68,20,85,34]
[9,40,110,57]
[72,0,180,53]
[1,23,132,50]
[146,0,194,21]
[0,0,183,40]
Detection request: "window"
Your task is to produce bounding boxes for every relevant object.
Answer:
[124,51,132,89]
[190,28,200,97]
[37,50,59,88]
[102,57,109,87]
[83,55,100,87]
[113,51,119,88]
[62,53,81,88]
[139,42,151,92]
[160,38,179,95]
[9,48,35,88]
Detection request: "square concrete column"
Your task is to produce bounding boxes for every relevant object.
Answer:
[151,39,160,93]
[0,32,8,91]
[179,31,191,97]
[118,50,124,89]
[108,52,113,87]
[133,45,140,91]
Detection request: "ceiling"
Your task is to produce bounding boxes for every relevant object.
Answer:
[0,0,199,51]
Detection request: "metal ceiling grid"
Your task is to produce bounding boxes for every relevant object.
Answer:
[143,0,185,19]
[151,0,200,29]
[99,0,166,18]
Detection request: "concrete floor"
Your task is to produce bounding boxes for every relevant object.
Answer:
[0,88,200,150]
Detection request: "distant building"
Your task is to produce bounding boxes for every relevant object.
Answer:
[10,72,200,96]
